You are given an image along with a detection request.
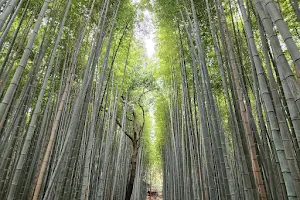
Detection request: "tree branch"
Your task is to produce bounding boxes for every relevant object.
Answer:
[116,118,133,142]
[138,89,152,135]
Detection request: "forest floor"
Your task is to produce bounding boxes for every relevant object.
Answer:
[146,195,163,200]
[146,184,163,199]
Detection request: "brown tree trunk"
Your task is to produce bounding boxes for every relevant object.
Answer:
[125,144,138,200]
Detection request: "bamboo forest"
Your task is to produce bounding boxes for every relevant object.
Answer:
[2,0,300,199]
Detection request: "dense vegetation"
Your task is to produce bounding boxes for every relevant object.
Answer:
[0,0,300,199]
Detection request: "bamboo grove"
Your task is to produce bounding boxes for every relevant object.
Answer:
[0,0,155,199]
[1,0,300,199]
[154,0,300,199]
